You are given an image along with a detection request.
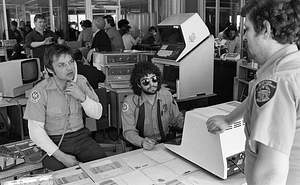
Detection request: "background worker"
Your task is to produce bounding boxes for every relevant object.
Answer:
[121,61,184,150]
[103,15,124,51]
[206,0,300,184]
[24,44,107,171]
[72,49,106,89]
[218,25,241,53]
[25,14,65,71]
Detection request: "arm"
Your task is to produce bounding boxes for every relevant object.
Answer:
[29,37,53,48]
[121,101,144,147]
[81,95,102,119]
[206,99,247,134]
[65,80,102,119]
[28,120,79,167]
[28,119,58,155]
[96,69,106,83]
[234,36,241,53]
[169,97,184,128]
[251,143,289,185]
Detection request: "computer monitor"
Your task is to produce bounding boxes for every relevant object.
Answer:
[162,65,179,94]
[159,26,185,45]
[0,58,41,98]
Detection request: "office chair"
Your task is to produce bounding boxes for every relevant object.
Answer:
[85,88,117,153]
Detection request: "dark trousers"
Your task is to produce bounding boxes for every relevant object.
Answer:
[42,127,107,171]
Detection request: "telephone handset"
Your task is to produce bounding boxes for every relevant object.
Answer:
[73,61,78,83]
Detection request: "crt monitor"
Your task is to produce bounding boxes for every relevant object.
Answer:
[161,65,179,94]
[159,26,185,45]
[0,58,41,98]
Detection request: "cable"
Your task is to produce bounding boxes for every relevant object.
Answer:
[0,112,10,137]
[228,158,245,174]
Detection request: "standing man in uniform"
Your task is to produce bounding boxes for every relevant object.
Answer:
[25,14,65,71]
[103,15,124,51]
[24,44,107,171]
[121,61,184,150]
[206,0,300,184]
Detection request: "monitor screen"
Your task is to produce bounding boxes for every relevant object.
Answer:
[162,65,179,94]
[159,26,184,45]
[22,59,39,84]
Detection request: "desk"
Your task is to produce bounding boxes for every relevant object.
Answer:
[0,96,28,140]
[49,144,245,184]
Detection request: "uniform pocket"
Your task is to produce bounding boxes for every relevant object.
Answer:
[47,106,63,116]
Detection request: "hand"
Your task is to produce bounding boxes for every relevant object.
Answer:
[86,49,94,63]
[142,137,156,150]
[64,81,86,102]
[206,115,229,135]
[57,37,65,45]
[53,149,79,168]
[44,37,53,45]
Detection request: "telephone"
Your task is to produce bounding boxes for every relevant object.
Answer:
[73,60,78,83]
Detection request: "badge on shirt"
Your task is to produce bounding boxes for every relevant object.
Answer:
[30,90,40,103]
[255,79,277,107]
[162,104,168,112]
[122,103,129,113]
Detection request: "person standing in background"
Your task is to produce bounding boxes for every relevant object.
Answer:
[206,0,300,184]
[218,25,241,53]
[142,26,161,45]
[103,15,124,51]
[117,19,130,36]
[122,25,142,50]
[78,20,93,47]
[25,14,65,71]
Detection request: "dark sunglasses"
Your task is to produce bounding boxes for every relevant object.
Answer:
[140,76,159,86]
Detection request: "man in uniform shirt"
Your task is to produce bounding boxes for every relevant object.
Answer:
[206,0,300,184]
[24,44,107,171]
[121,61,184,150]
[25,14,65,71]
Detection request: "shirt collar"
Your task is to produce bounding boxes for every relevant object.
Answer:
[44,77,61,91]
[256,44,299,78]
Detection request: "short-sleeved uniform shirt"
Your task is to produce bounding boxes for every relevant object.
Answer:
[24,75,98,136]
[106,27,124,51]
[244,45,300,185]
[25,29,59,70]
[121,89,184,147]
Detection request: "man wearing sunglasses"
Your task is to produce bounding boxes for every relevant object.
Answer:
[121,61,184,150]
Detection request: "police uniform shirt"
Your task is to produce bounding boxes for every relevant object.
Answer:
[244,45,300,185]
[24,75,99,136]
[121,88,184,147]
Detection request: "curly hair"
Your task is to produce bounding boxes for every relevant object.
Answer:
[130,61,162,96]
[241,0,300,47]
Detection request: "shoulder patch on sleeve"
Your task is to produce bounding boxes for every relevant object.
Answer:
[255,79,277,107]
[30,90,40,103]
[122,103,129,113]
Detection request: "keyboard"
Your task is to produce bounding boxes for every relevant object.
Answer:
[0,140,43,164]
[110,82,131,89]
